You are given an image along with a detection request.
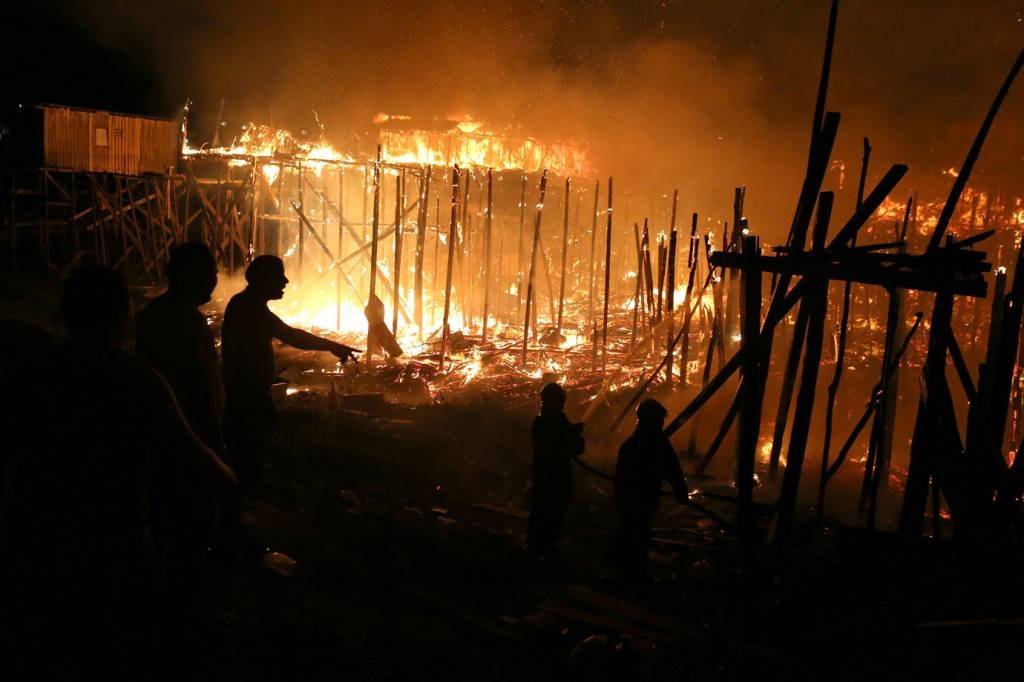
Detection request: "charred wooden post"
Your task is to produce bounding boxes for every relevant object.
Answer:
[336,168,345,330]
[665,227,678,383]
[678,213,700,386]
[602,177,613,372]
[641,220,656,329]
[776,192,834,544]
[631,223,643,348]
[862,209,912,522]
[369,146,382,303]
[737,234,763,544]
[901,48,1024,535]
[818,138,871,519]
[517,173,527,320]
[588,179,600,330]
[656,237,666,323]
[665,190,680,381]
[298,162,305,282]
[392,171,404,336]
[522,170,549,364]
[461,168,472,325]
[439,167,461,371]
[900,288,956,536]
[414,166,431,336]
[556,177,571,341]
[481,169,494,341]
[723,187,745,347]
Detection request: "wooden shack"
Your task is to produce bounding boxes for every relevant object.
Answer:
[11,104,180,176]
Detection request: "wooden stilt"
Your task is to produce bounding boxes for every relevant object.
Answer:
[414,166,431,337]
[439,167,460,371]
[776,192,834,545]
[678,213,700,385]
[588,179,600,330]
[665,226,678,383]
[737,234,763,544]
[482,169,494,340]
[392,171,404,336]
[336,168,344,330]
[556,177,571,341]
[522,171,549,364]
[602,177,613,372]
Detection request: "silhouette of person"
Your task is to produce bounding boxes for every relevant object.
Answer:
[527,382,585,553]
[611,398,688,582]
[135,241,242,635]
[137,241,223,449]
[222,255,359,483]
[0,266,236,678]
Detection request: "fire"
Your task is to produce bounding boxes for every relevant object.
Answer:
[377,115,591,176]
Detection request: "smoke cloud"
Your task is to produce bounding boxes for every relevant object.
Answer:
[13,0,1024,239]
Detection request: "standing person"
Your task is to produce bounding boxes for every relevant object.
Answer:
[611,398,688,582]
[527,382,585,553]
[136,241,234,640]
[0,266,236,678]
[222,255,359,483]
[137,241,223,450]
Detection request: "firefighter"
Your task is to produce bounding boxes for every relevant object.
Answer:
[527,382,585,553]
[611,398,688,581]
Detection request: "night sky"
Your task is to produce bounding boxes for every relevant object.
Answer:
[2,1,1022,234]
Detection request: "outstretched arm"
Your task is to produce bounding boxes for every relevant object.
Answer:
[268,312,361,362]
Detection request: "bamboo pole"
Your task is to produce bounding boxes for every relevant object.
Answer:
[517,173,527,320]
[656,237,666,323]
[602,177,613,372]
[298,162,305,282]
[817,137,870,519]
[368,146,381,302]
[556,176,571,340]
[588,179,600,328]
[522,170,549,364]
[432,195,440,326]
[723,187,744,346]
[769,305,810,475]
[439,167,460,371]
[665,227,678,383]
[482,169,494,340]
[737,234,762,544]
[775,192,833,545]
[461,168,472,326]
[414,166,431,336]
[641,220,655,330]
[392,170,404,336]
[665,190,679,380]
[631,223,643,348]
[336,168,344,330]
[678,213,700,385]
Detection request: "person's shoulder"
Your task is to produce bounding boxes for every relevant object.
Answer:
[619,432,640,452]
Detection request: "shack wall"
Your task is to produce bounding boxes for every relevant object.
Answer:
[40,105,178,176]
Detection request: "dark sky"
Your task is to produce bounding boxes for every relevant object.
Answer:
[2,0,1022,235]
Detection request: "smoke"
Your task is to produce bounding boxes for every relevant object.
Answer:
[33,0,1024,240]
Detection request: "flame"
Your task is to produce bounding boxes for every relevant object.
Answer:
[377,116,590,175]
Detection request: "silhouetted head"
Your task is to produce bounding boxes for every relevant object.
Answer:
[245,255,289,300]
[61,266,130,345]
[636,398,667,429]
[540,382,567,413]
[167,241,217,305]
